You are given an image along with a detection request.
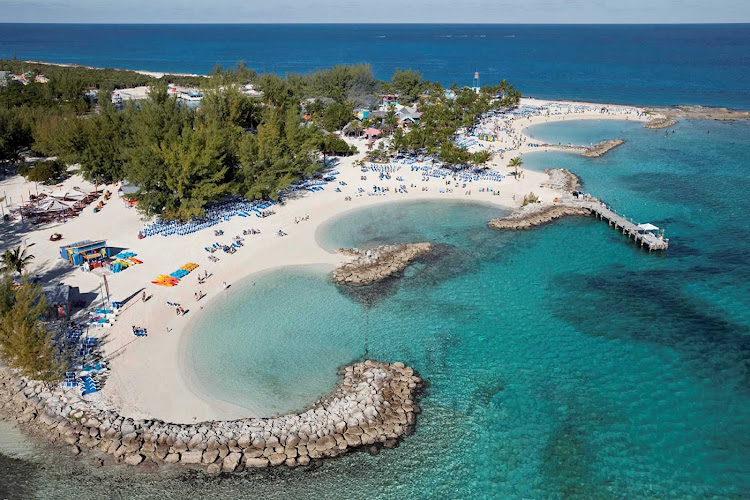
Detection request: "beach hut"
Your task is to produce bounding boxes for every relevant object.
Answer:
[381,94,400,107]
[120,181,139,207]
[364,128,382,140]
[60,240,110,266]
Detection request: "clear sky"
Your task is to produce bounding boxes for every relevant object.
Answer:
[1,0,748,24]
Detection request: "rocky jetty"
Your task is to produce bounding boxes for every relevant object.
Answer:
[332,243,433,286]
[581,139,625,157]
[543,168,581,193]
[647,105,750,121]
[644,117,678,129]
[488,203,592,230]
[537,140,624,157]
[0,360,422,471]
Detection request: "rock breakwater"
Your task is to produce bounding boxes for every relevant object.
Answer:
[644,117,677,129]
[488,203,592,230]
[0,360,422,472]
[332,243,433,286]
[581,139,625,157]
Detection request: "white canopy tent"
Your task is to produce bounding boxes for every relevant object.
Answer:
[636,223,659,232]
[50,187,87,201]
[33,198,76,213]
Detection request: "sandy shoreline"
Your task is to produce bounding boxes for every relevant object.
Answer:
[0,98,655,423]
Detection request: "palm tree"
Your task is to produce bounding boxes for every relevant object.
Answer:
[508,157,523,179]
[351,120,363,138]
[0,246,35,276]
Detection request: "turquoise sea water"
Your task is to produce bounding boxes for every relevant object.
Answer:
[2,118,749,498]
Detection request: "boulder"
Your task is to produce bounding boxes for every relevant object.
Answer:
[344,433,361,447]
[206,463,222,474]
[314,435,336,452]
[187,434,204,451]
[268,453,286,466]
[180,450,203,464]
[222,452,241,472]
[124,454,144,466]
[202,449,219,464]
[243,448,263,459]
[245,457,269,468]
[164,453,181,464]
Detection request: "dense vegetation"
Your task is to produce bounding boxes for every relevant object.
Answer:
[0,59,521,221]
[0,248,67,383]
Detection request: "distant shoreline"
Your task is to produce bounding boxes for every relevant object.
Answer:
[20,60,206,79]
[6,59,749,114]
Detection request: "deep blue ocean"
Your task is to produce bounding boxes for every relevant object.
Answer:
[1,23,749,108]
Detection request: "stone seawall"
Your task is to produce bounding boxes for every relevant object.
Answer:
[0,360,422,472]
[332,243,433,286]
[488,204,592,230]
[581,139,626,157]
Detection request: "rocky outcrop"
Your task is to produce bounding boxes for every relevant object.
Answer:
[581,139,625,157]
[488,203,592,230]
[0,360,422,471]
[646,105,750,122]
[644,117,677,129]
[332,243,433,286]
[543,168,581,193]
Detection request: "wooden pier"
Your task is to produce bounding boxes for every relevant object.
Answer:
[573,201,669,251]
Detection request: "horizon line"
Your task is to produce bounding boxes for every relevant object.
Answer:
[0,21,748,25]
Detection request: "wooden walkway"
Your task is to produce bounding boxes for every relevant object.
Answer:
[574,201,669,251]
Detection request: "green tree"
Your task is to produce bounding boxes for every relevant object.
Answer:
[25,159,65,183]
[0,107,31,176]
[508,157,523,178]
[321,101,353,132]
[390,69,427,103]
[0,280,66,382]
[0,246,35,276]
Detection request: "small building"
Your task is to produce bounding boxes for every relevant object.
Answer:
[354,108,371,121]
[364,127,382,140]
[120,181,139,207]
[60,240,110,266]
[396,106,422,127]
[382,94,400,107]
[0,71,9,86]
[34,74,49,84]
[242,83,263,98]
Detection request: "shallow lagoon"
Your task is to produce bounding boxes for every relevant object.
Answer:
[3,118,749,498]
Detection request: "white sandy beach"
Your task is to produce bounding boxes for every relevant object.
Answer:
[0,99,652,423]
